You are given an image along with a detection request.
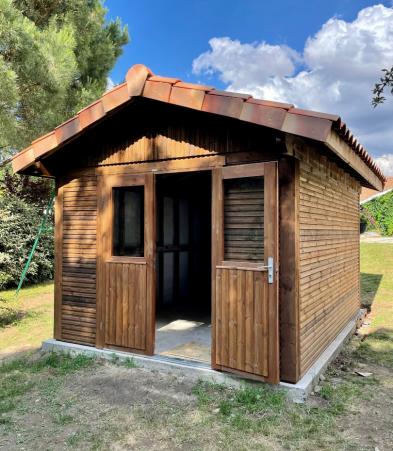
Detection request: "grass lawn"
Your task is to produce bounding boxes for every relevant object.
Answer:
[0,282,54,358]
[0,244,392,450]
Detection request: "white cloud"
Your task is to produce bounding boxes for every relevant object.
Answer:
[106,77,115,92]
[192,5,393,171]
[374,154,393,176]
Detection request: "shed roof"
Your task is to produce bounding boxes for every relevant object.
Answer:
[12,64,385,190]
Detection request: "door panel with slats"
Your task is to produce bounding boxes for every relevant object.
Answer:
[97,173,155,354]
[212,162,279,383]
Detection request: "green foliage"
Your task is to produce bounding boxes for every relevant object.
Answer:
[123,357,138,368]
[362,190,393,236]
[0,185,54,289]
[0,1,128,287]
[372,66,393,107]
[0,0,128,156]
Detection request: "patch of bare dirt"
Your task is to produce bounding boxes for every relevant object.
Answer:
[339,363,393,451]
[0,362,198,450]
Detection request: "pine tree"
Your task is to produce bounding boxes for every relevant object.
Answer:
[0,0,128,157]
[0,0,128,288]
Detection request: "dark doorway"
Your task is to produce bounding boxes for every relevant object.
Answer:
[155,171,211,363]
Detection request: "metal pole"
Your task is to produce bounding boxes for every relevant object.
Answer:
[15,193,55,296]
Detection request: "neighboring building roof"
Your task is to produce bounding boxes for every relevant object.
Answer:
[360,176,393,204]
[12,64,385,190]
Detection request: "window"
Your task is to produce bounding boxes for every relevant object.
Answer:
[224,176,264,262]
[113,186,144,257]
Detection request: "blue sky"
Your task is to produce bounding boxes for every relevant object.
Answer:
[106,0,387,85]
[105,1,393,173]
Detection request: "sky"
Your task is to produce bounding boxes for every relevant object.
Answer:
[105,1,393,175]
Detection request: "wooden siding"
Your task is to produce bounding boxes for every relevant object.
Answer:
[296,145,360,375]
[278,157,300,383]
[104,262,147,350]
[224,177,264,262]
[212,163,279,383]
[215,268,268,376]
[61,175,97,345]
[45,100,277,176]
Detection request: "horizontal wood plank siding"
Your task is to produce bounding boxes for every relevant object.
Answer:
[61,175,97,345]
[224,177,264,262]
[296,146,360,376]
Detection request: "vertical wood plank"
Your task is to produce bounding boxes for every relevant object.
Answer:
[211,168,223,369]
[96,175,104,348]
[215,268,222,365]
[54,180,63,340]
[141,264,148,350]
[261,273,269,375]
[115,264,122,344]
[278,157,300,383]
[245,270,254,373]
[253,272,262,374]
[221,268,229,366]
[144,173,156,355]
[122,263,128,347]
[228,269,237,368]
[236,269,245,371]
[135,265,143,349]
[128,264,135,347]
[264,161,280,384]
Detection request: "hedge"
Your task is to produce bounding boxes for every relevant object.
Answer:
[362,190,393,236]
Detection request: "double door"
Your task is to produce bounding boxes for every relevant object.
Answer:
[97,163,279,383]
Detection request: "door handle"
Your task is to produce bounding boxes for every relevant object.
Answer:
[258,257,274,284]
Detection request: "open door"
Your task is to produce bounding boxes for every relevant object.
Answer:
[212,162,279,383]
[96,173,155,355]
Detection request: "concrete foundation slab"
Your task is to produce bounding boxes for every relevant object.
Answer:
[42,310,364,402]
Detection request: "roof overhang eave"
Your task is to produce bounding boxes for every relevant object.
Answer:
[325,130,383,191]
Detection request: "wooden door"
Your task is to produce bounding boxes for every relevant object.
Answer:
[96,173,155,354]
[212,162,279,383]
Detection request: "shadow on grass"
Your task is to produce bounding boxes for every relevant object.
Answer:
[354,328,393,368]
[360,273,383,311]
[0,296,26,328]
[0,297,42,328]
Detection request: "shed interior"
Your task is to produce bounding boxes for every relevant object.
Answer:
[155,171,212,363]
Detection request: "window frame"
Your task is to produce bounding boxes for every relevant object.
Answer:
[112,185,145,258]
[223,175,264,263]
[101,174,149,265]
[218,163,266,270]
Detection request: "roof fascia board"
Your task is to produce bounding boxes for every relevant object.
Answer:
[325,130,383,191]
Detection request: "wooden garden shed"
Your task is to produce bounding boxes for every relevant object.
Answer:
[12,64,385,384]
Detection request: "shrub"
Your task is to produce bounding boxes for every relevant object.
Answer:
[0,192,54,289]
[362,190,393,236]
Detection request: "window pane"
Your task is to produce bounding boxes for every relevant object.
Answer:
[224,176,264,262]
[113,186,144,256]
